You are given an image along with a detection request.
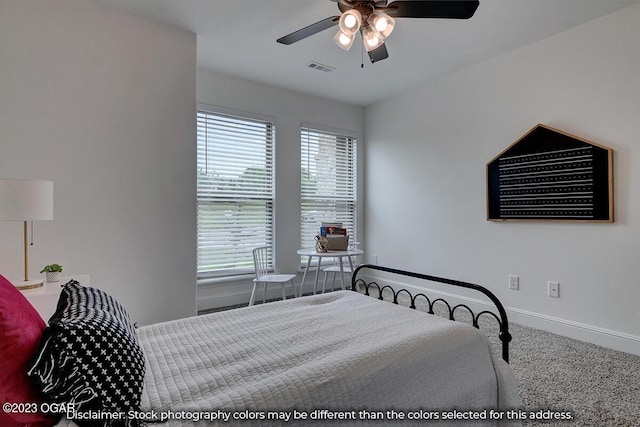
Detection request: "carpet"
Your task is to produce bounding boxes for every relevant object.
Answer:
[506,322,640,427]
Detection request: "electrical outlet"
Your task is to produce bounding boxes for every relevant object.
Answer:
[509,275,519,290]
[548,281,560,298]
[372,255,378,265]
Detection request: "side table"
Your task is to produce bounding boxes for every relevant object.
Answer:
[20,274,90,321]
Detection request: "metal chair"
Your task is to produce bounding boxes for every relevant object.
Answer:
[250,246,297,306]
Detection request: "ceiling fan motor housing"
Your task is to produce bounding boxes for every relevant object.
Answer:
[338,1,377,22]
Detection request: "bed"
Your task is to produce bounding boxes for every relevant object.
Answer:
[1,265,520,427]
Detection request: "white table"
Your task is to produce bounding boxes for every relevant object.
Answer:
[297,248,364,296]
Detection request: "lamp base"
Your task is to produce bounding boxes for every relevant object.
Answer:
[13,279,44,290]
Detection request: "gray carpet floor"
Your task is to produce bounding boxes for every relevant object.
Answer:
[506,322,640,426]
[200,295,640,426]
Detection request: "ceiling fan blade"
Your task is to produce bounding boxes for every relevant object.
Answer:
[277,16,340,45]
[368,42,389,63]
[385,1,479,19]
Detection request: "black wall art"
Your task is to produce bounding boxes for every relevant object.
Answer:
[487,124,614,222]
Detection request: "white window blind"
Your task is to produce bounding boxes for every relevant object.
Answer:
[300,125,357,254]
[197,108,274,277]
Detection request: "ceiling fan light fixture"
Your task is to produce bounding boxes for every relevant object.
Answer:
[277,0,480,64]
[333,30,355,50]
[368,11,395,38]
[362,27,384,52]
[338,9,362,36]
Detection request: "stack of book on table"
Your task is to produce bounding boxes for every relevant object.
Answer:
[316,222,349,251]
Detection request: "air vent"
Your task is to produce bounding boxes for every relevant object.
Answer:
[307,61,335,73]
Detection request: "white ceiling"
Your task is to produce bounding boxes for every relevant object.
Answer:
[90,0,639,107]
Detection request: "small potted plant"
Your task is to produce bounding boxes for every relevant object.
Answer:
[40,263,63,283]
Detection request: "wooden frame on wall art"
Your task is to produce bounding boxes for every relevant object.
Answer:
[487,124,614,222]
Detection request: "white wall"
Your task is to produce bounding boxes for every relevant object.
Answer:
[365,4,640,354]
[0,0,197,325]
[196,68,364,309]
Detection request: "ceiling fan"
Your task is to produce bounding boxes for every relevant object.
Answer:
[277,0,480,64]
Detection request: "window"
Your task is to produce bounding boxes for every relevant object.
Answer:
[197,107,274,277]
[300,124,357,256]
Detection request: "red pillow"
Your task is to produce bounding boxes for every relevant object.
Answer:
[0,274,55,427]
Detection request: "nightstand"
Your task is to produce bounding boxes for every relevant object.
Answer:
[20,274,90,321]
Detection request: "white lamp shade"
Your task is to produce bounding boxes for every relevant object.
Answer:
[338,9,362,36]
[368,11,395,38]
[362,27,384,52]
[333,30,356,50]
[0,179,53,221]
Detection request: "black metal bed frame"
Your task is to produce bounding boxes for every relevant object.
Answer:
[351,264,512,363]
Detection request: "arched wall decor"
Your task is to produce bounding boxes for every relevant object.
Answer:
[487,124,614,222]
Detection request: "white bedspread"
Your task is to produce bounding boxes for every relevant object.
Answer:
[135,291,520,426]
[54,291,519,426]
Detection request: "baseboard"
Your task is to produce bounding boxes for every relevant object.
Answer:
[358,274,640,356]
[506,308,640,356]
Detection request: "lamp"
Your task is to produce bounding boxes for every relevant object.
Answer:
[362,26,384,52]
[338,9,362,36]
[0,179,53,290]
[333,30,356,50]
[368,11,395,38]
[333,9,395,53]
